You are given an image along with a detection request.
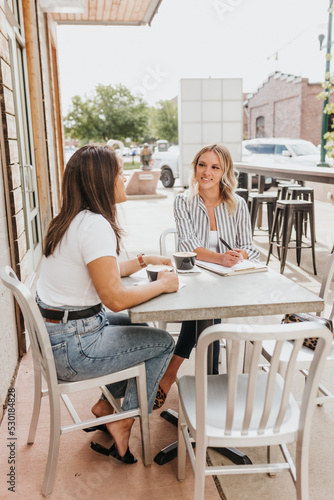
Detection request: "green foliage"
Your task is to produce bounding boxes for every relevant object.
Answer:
[317,71,334,159]
[64,84,149,143]
[149,100,178,143]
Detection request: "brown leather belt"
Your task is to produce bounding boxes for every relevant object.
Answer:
[38,303,102,322]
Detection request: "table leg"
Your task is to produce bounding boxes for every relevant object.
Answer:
[154,409,252,466]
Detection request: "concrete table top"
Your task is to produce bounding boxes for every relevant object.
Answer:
[234,162,334,185]
[126,268,324,324]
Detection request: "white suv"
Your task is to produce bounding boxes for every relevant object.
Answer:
[242,138,332,167]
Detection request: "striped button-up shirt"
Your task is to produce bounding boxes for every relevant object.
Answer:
[174,192,260,261]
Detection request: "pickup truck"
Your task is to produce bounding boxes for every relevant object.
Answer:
[151,145,179,187]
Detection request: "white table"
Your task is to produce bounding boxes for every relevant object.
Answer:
[126,267,324,464]
[128,267,323,371]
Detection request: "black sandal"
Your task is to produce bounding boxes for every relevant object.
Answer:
[83,424,109,434]
[153,384,167,410]
[90,441,137,464]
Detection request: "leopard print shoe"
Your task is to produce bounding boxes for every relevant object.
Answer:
[153,384,167,410]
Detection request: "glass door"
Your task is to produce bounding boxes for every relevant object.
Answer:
[7,19,42,279]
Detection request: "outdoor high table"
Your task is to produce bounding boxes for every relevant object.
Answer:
[125,267,324,464]
[234,162,334,186]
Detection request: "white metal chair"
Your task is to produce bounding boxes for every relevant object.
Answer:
[262,251,334,405]
[158,228,179,332]
[159,227,178,256]
[177,322,332,500]
[0,266,151,497]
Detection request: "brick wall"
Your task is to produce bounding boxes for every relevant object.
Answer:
[246,72,325,145]
[301,83,324,145]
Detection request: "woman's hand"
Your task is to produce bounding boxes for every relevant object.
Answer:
[144,255,173,267]
[234,248,248,260]
[220,250,243,267]
[157,269,179,293]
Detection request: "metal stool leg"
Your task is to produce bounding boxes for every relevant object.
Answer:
[267,206,281,265]
[296,209,303,267]
[308,207,317,275]
[250,198,259,236]
[280,205,294,274]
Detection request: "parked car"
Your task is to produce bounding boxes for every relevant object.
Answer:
[242,138,333,168]
[152,145,179,187]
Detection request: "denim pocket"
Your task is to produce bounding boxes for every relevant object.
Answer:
[52,341,77,380]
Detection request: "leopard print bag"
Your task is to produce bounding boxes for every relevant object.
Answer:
[282,313,333,350]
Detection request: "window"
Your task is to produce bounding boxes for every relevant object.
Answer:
[274,145,289,155]
[256,116,265,138]
[257,144,275,154]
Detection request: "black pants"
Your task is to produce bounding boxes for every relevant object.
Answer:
[174,319,221,375]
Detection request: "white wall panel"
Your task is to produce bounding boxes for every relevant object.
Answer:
[179,78,243,186]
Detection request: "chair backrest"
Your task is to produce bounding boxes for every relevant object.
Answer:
[0,266,58,389]
[319,252,334,321]
[195,322,332,439]
[159,227,178,256]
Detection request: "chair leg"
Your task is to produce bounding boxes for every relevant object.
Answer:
[267,207,280,265]
[177,404,187,481]
[267,202,275,242]
[295,210,303,267]
[308,208,317,275]
[27,366,42,445]
[267,445,279,477]
[280,206,294,274]
[295,438,310,500]
[136,365,152,466]
[250,199,258,236]
[194,433,207,500]
[42,394,61,497]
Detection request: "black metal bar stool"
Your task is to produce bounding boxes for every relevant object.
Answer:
[277,182,300,200]
[248,193,278,236]
[286,186,315,237]
[235,188,249,203]
[267,200,317,275]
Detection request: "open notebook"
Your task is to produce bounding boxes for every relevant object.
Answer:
[196,259,268,276]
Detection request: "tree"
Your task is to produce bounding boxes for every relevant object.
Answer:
[150,100,178,143]
[64,84,149,144]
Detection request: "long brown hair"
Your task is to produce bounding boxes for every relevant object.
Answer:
[189,143,237,214]
[44,144,123,257]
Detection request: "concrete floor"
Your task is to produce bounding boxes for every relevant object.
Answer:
[0,179,333,499]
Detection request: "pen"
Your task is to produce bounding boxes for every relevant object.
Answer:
[219,237,233,251]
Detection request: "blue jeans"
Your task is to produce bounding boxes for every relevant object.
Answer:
[36,297,175,413]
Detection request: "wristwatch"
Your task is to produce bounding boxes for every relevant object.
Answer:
[137,253,147,268]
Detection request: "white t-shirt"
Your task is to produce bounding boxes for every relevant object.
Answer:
[37,210,117,307]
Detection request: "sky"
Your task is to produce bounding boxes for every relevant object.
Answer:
[57,0,332,115]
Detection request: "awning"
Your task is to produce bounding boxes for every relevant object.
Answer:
[41,0,163,26]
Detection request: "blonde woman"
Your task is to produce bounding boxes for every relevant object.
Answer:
[157,144,259,403]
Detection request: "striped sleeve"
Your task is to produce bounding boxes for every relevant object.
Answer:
[235,197,260,261]
[173,194,206,252]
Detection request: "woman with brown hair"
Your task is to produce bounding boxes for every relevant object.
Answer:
[36,144,178,463]
[157,143,259,402]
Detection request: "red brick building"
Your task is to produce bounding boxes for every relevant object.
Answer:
[244,72,327,146]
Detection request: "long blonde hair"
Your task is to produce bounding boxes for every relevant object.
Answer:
[189,144,238,214]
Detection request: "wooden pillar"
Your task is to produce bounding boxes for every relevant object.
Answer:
[21,0,52,239]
